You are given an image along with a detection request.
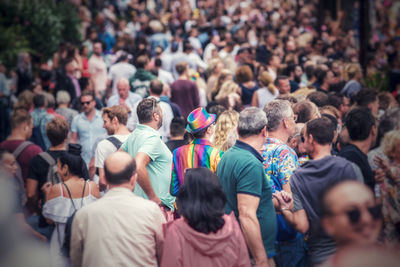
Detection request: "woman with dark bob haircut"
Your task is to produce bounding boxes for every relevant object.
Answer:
[161,168,250,267]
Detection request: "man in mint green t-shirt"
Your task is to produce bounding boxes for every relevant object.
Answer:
[121,98,175,210]
[217,107,277,267]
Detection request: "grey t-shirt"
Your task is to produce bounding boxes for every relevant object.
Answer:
[291,155,358,266]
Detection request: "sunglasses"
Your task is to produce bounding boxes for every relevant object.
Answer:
[330,205,382,225]
[81,100,93,105]
[150,98,160,113]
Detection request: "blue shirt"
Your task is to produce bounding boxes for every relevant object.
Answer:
[71,110,106,165]
[30,109,54,149]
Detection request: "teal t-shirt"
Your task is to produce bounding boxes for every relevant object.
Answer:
[121,124,175,209]
[217,140,276,257]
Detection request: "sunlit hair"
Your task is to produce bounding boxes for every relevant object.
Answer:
[214,80,241,101]
[209,69,232,101]
[213,110,239,151]
[381,130,400,161]
[13,90,34,111]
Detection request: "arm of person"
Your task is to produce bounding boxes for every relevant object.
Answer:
[135,152,161,204]
[237,193,270,267]
[16,213,47,242]
[251,91,259,107]
[98,168,107,192]
[153,205,166,265]
[25,178,39,214]
[273,191,309,234]
[70,132,78,144]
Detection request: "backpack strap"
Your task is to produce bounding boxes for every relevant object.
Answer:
[38,152,56,166]
[63,183,77,211]
[107,136,123,149]
[13,141,34,159]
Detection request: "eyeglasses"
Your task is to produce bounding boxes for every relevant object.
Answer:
[81,100,93,105]
[329,205,382,225]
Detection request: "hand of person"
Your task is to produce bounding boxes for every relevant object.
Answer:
[374,168,386,184]
[38,234,47,242]
[149,195,162,205]
[254,259,270,267]
[41,182,52,195]
[273,191,292,210]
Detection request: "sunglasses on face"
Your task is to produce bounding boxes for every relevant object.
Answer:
[81,100,93,105]
[331,205,382,225]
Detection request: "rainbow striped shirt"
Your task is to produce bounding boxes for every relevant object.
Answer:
[170,138,223,196]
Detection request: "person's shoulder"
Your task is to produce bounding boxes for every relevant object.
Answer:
[25,143,43,155]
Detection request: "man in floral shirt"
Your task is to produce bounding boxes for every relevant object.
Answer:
[262,100,306,267]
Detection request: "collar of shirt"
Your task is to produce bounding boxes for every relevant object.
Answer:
[81,109,102,121]
[191,138,213,146]
[265,137,285,145]
[234,140,263,162]
[137,124,161,137]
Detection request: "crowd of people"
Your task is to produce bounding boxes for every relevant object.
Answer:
[1,0,400,266]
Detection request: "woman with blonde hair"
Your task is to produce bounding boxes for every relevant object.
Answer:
[214,80,242,111]
[13,90,34,112]
[235,65,258,106]
[213,110,239,151]
[251,71,279,108]
[206,59,224,99]
[341,63,362,98]
[208,69,232,101]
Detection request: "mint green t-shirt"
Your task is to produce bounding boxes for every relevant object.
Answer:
[217,140,276,257]
[121,124,175,209]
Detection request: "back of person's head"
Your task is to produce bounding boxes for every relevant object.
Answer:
[258,71,277,94]
[378,92,392,111]
[175,62,188,75]
[381,130,400,161]
[276,94,298,105]
[344,63,361,80]
[33,93,46,109]
[316,68,328,85]
[306,117,335,145]
[149,79,163,96]
[235,65,253,83]
[320,105,340,120]
[170,117,186,137]
[43,92,56,109]
[104,152,136,185]
[214,110,239,151]
[136,98,159,124]
[306,91,329,107]
[263,99,292,132]
[355,88,378,107]
[345,107,375,141]
[377,108,400,145]
[206,103,227,118]
[10,109,32,129]
[305,65,315,79]
[154,58,162,68]
[293,100,315,123]
[215,80,240,101]
[328,92,344,109]
[238,107,268,138]
[56,90,71,105]
[14,90,34,111]
[102,105,128,126]
[59,153,82,177]
[135,55,149,69]
[176,168,226,234]
[46,117,69,147]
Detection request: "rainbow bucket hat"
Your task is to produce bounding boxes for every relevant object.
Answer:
[186,107,217,133]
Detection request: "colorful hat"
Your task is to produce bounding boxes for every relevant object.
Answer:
[186,107,216,133]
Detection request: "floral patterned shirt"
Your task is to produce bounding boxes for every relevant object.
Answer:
[262,138,300,193]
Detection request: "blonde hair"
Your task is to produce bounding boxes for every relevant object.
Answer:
[235,65,253,83]
[381,130,400,160]
[215,80,241,101]
[208,58,223,74]
[13,90,34,111]
[213,110,239,151]
[209,69,232,100]
[258,71,278,95]
[343,63,361,81]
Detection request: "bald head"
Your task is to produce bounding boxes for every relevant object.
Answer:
[104,151,136,185]
[117,78,130,99]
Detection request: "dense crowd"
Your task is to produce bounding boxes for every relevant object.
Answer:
[0,0,400,267]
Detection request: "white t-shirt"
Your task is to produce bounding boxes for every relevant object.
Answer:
[94,134,130,169]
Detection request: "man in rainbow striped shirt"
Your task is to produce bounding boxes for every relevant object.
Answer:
[170,107,223,196]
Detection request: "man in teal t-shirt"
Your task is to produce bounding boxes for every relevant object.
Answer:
[121,98,175,209]
[217,107,276,267]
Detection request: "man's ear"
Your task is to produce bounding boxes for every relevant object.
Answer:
[130,173,138,189]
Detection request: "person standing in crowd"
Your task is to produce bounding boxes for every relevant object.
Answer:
[42,153,99,267]
[30,93,54,150]
[95,106,130,191]
[88,41,107,98]
[273,118,361,266]
[213,110,239,152]
[107,52,136,96]
[55,91,78,127]
[170,107,223,196]
[70,90,106,166]
[341,63,363,99]
[71,151,165,267]
[217,107,276,267]
[236,65,258,106]
[338,107,380,192]
[121,98,175,210]
[0,110,42,183]
[54,58,81,102]
[262,100,307,267]
[129,55,156,98]
[275,76,291,95]
[161,168,250,267]
[165,117,187,152]
[170,62,200,119]
[251,71,279,109]
[107,78,142,131]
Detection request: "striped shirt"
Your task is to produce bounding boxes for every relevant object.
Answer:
[170,139,223,196]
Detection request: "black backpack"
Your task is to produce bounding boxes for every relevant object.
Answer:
[61,181,86,258]
[106,136,123,150]
[38,152,62,184]
[30,116,47,150]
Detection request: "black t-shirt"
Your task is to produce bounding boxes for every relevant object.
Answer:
[338,144,375,191]
[166,140,188,152]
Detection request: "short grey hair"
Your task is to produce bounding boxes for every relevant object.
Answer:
[56,90,71,105]
[238,107,268,138]
[264,100,293,132]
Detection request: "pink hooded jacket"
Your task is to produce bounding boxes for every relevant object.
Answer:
[160,212,251,267]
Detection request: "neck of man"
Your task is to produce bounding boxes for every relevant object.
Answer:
[268,130,289,144]
[311,144,332,160]
[239,135,264,154]
[49,141,67,151]
[179,73,188,80]
[85,109,96,120]
[108,182,133,191]
[149,93,161,98]
[7,129,27,141]
[58,103,68,108]
[349,140,371,155]
[114,124,130,135]
[142,121,158,131]
[169,135,184,141]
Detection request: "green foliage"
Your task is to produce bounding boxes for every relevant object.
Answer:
[0,0,81,69]
[364,71,390,92]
